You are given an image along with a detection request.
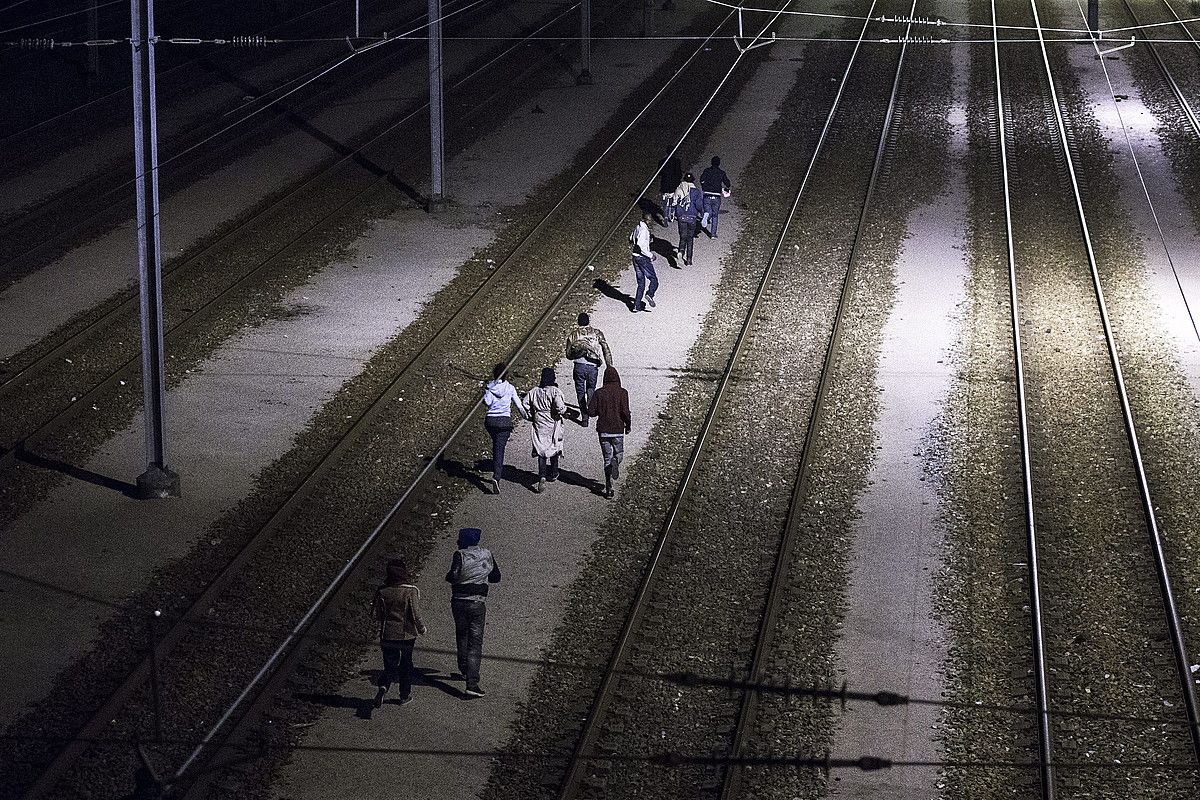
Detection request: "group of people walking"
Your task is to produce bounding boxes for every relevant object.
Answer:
[372,527,501,704]
[483,313,630,499]
[368,155,733,711]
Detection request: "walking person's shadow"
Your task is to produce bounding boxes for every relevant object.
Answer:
[649,236,679,269]
[593,278,635,312]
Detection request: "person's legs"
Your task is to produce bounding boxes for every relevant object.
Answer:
[600,436,615,495]
[380,642,401,690]
[583,363,597,417]
[398,639,415,701]
[633,256,648,310]
[708,195,723,236]
[683,222,695,263]
[485,418,511,484]
[465,602,487,693]
[452,601,471,677]
[548,453,560,482]
[645,259,659,304]
[609,435,624,480]
[572,364,588,419]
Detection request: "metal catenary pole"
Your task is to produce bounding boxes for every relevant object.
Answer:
[428,0,448,211]
[578,0,593,84]
[130,0,180,498]
[355,0,361,38]
[86,0,100,82]
[1088,0,1098,33]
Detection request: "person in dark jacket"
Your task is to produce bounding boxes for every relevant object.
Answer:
[445,528,501,698]
[590,366,631,499]
[699,155,732,237]
[371,558,427,707]
[673,173,703,267]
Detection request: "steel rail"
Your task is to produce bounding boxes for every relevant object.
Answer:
[1159,0,1200,52]
[716,0,919,796]
[555,2,888,797]
[1029,0,1200,763]
[0,1,583,473]
[11,5,606,797]
[992,0,1054,795]
[1113,0,1200,343]
[20,8,744,797]
[172,7,750,793]
[0,0,365,149]
[0,0,497,276]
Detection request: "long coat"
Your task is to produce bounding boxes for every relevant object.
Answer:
[525,385,566,458]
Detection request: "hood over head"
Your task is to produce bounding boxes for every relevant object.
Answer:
[385,558,409,585]
[457,527,482,548]
[602,366,621,387]
[539,366,557,388]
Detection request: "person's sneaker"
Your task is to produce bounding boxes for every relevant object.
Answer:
[464,687,486,699]
[580,415,589,427]
[535,478,545,493]
[490,478,500,495]
[399,695,413,706]
[646,295,656,308]
[449,672,467,681]
[373,687,387,709]
[604,487,614,500]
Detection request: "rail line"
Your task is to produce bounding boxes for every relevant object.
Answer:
[0,0,385,151]
[15,6,748,796]
[0,0,499,279]
[0,0,577,478]
[993,0,1200,791]
[549,2,927,796]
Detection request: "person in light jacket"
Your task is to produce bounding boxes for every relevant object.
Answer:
[564,312,614,427]
[445,528,501,698]
[482,363,529,494]
[629,208,658,313]
[525,366,567,492]
[590,366,631,499]
[371,558,427,708]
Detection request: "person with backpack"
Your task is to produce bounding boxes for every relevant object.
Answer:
[445,528,501,698]
[372,558,427,707]
[699,155,732,237]
[525,366,568,492]
[629,208,658,313]
[658,154,683,224]
[673,172,703,267]
[564,313,614,426]
[590,366,631,499]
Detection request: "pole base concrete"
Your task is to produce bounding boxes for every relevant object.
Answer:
[428,195,449,213]
[577,70,594,86]
[136,464,181,499]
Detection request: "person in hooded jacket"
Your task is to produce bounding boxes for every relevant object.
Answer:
[590,366,631,499]
[445,528,501,698]
[371,558,427,707]
[482,363,529,494]
[525,366,567,492]
[673,172,703,267]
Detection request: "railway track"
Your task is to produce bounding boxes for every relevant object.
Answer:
[6,6,762,797]
[991,0,1200,793]
[0,0,499,283]
[545,2,934,797]
[0,0,580,517]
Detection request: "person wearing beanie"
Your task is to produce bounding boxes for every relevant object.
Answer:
[672,172,703,267]
[590,366,631,499]
[699,155,732,237]
[525,366,567,492]
[564,312,613,427]
[371,558,426,707]
[445,528,501,698]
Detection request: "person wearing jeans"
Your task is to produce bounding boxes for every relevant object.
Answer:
[590,366,631,499]
[673,173,702,266]
[564,312,614,426]
[445,528,501,698]
[372,558,426,708]
[629,209,658,312]
[482,363,528,494]
[699,155,732,237]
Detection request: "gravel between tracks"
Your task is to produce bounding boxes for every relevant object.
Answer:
[934,0,1200,797]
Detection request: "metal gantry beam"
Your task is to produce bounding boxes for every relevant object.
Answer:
[130,0,180,499]
[428,0,448,211]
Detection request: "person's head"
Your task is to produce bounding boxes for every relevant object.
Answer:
[577,312,590,327]
[642,208,654,222]
[492,363,506,381]
[684,172,694,183]
[539,366,557,387]
[457,528,482,549]
[603,366,620,386]
[711,155,721,168]
[385,558,409,585]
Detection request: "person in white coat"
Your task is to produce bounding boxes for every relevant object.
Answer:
[525,366,567,492]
